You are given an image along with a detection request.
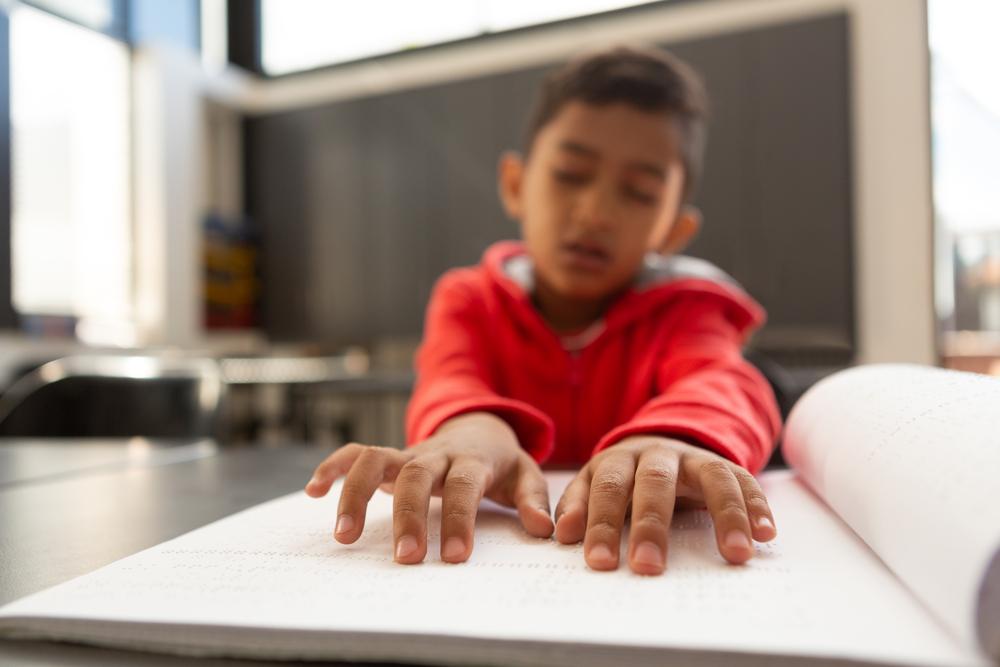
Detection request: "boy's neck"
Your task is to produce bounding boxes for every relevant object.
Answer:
[531,280,612,335]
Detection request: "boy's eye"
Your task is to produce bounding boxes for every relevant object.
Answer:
[552,169,590,185]
[624,187,658,205]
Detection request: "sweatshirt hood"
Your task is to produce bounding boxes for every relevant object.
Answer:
[482,240,766,341]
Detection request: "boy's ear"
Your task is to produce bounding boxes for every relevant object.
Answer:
[653,206,702,255]
[497,151,525,220]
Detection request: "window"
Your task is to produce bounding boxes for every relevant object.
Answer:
[22,0,125,37]
[929,0,1000,366]
[259,0,663,76]
[10,5,133,344]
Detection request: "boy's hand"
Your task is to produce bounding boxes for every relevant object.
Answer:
[554,435,777,575]
[305,412,553,564]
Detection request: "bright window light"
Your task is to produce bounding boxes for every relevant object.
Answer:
[929,0,1000,235]
[929,0,1000,335]
[484,0,662,32]
[260,0,660,76]
[10,6,133,343]
[22,0,116,32]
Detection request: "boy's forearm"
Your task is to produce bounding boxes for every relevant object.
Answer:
[592,364,779,473]
[407,388,555,461]
[434,411,520,446]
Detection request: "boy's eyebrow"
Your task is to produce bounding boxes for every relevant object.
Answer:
[558,140,666,181]
[559,140,601,158]
[629,162,667,181]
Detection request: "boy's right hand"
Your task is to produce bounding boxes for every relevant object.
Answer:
[305,412,553,564]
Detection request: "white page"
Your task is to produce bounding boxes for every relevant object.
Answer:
[0,471,989,666]
[783,364,1000,659]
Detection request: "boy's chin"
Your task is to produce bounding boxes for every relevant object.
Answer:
[549,276,627,304]
[534,262,634,304]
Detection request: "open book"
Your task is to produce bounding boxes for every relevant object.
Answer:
[1,364,998,666]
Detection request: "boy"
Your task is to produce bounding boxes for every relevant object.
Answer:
[306,46,781,576]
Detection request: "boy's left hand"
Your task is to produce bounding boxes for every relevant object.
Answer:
[554,435,777,575]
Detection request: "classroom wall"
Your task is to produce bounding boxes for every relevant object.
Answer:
[225,0,936,366]
[131,0,930,365]
[245,13,856,367]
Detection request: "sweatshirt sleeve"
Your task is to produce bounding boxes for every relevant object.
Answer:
[405,271,555,462]
[591,292,781,474]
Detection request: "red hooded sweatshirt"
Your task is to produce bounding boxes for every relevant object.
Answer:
[405,241,781,474]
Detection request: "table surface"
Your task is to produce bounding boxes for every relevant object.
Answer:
[0,438,417,667]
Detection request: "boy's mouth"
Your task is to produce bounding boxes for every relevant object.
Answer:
[560,240,612,271]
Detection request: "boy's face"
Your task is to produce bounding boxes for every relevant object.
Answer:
[499,101,694,303]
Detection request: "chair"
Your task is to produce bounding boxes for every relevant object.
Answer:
[744,349,798,469]
[0,355,225,439]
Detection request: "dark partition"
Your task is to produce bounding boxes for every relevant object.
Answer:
[246,13,854,366]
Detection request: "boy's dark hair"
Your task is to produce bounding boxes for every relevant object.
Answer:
[524,45,709,201]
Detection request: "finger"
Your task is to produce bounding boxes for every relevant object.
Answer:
[305,443,368,497]
[697,460,754,564]
[334,446,404,544]
[627,448,680,575]
[583,453,636,571]
[511,458,554,538]
[439,460,491,563]
[554,468,592,544]
[392,456,449,564]
[733,468,777,542]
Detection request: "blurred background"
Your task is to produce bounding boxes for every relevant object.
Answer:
[0,0,995,452]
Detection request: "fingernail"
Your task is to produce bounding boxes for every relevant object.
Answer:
[306,476,318,488]
[588,543,615,566]
[335,514,354,535]
[633,541,664,569]
[756,516,774,532]
[724,530,752,553]
[395,535,418,561]
[442,537,465,561]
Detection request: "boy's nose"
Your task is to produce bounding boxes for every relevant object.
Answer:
[574,183,616,231]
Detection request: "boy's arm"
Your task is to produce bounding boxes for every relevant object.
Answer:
[553,292,780,575]
[591,293,782,475]
[307,271,557,565]
[405,271,556,462]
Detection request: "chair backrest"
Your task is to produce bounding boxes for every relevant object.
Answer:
[743,349,798,469]
[0,355,225,439]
